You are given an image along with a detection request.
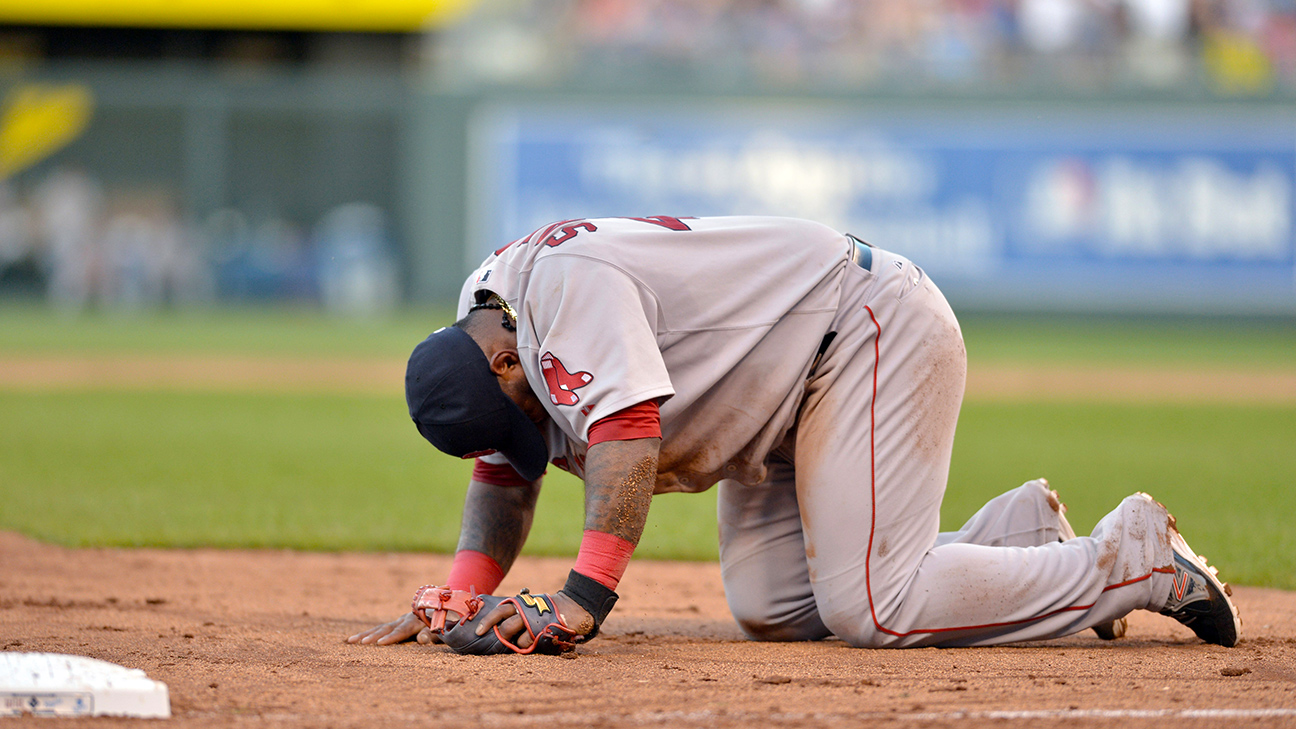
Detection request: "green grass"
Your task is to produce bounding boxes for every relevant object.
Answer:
[944,402,1296,590]
[1,390,1291,587]
[1,308,1293,588]
[959,313,1296,368]
[0,389,712,562]
[3,306,1293,367]
[0,304,455,357]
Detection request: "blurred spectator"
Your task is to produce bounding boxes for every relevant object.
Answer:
[432,0,1296,94]
[210,209,316,302]
[1120,0,1194,86]
[0,167,379,312]
[98,193,211,309]
[0,182,39,297]
[1018,0,1089,53]
[34,166,103,311]
[315,203,399,316]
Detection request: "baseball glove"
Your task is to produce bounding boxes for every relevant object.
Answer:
[411,585,579,655]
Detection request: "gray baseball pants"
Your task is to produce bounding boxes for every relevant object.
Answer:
[717,247,1175,647]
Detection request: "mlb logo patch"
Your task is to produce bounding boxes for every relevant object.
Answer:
[540,352,593,406]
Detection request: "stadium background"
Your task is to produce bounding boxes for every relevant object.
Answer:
[1,1,1293,590]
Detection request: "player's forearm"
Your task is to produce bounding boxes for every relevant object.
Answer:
[582,438,660,545]
[456,478,541,574]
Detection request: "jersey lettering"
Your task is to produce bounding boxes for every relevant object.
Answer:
[500,216,692,255]
[493,236,525,256]
[624,216,693,231]
[542,220,598,247]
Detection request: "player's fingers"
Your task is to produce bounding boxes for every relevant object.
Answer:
[497,614,532,649]
[352,628,387,644]
[375,619,422,646]
[347,623,391,644]
[475,603,517,635]
[361,624,397,644]
[415,627,437,645]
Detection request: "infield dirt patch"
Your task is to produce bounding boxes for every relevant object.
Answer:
[2,355,1295,402]
[2,532,1294,728]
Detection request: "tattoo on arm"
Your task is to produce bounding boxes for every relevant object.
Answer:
[456,479,541,574]
[583,439,660,545]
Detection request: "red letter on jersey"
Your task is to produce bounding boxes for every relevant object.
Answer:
[625,216,692,231]
[542,220,598,247]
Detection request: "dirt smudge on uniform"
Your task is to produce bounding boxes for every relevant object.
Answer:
[1096,540,1118,572]
[1127,505,1148,544]
[903,318,967,469]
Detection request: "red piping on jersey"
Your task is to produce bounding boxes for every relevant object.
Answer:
[860,305,1169,639]
[864,305,884,634]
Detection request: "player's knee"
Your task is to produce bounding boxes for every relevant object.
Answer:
[729,600,831,643]
[815,602,898,648]
[735,617,815,642]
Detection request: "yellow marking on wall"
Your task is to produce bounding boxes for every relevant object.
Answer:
[0,0,479,32]
[0,84,93,179]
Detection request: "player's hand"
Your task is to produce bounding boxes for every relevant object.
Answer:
[474,591,593,650]
[346,612,440,646]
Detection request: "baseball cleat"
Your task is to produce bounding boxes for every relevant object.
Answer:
[1047,482,1128,641]
[1157,513,1241,647]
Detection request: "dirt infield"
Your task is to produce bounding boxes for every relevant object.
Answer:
[2,355,1295,402]
[2,532,1294,728]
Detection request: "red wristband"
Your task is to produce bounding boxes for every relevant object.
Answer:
[445,550,504,594]
[572,530,636,590]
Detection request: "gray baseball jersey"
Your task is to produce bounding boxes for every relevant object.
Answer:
[464,215,1179,647]
[461,215,847,494]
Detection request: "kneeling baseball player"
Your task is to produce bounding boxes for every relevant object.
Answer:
[347,216,1240,654]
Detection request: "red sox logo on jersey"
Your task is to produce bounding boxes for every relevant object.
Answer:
[494,216,694,255]
[540,352,593,406]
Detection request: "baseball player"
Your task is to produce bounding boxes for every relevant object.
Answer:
[348,216,1240,653]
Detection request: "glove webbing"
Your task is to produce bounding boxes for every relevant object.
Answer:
[411,585,483,633]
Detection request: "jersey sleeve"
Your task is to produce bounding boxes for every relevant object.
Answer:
[471,457,533,487]
[587,400,661,446]
[522,257,674,443]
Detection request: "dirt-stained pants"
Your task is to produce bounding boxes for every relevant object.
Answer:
[718,248,1174,647]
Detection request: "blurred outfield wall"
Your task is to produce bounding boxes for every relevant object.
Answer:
[2,64,1294,314]
[0,64,408,313]
[416,87,1296,315]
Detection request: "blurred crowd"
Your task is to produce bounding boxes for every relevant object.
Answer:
[438,0,1296,93]
[0,168,399,314]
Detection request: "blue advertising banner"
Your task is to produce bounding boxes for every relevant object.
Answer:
[467,104,1296,313]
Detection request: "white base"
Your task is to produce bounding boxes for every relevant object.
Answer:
[0,652,170,718]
